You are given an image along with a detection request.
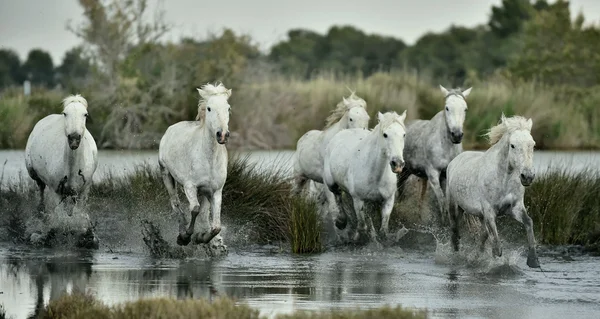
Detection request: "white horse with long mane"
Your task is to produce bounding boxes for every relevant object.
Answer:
[293,91,370,194]
[25,94,98,247]
[158,83,232,249]
[323,111,407,240]
[445,114,540,268]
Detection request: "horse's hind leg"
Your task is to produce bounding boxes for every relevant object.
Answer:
[28,168,46,214]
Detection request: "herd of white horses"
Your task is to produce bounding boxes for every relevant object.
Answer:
[22,82,540,268]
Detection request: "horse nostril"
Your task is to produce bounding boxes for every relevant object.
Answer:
[216,131,222,139]
[521,173,526,179]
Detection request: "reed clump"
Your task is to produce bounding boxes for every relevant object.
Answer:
[36,292,427,319]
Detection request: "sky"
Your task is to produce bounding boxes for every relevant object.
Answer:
[1,0,599,65]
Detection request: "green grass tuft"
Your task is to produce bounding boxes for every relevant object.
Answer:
[289,195,322,254]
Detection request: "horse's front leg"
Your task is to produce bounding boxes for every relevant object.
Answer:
[177,183,201,246]
[426,168,446,224]
[511,201,540,268]
[380,195,395,237]
[352,197,367,241]
[195,189,223,244]
[483,206,502,258]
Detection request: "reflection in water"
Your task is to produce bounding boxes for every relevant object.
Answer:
[1,246,600,319]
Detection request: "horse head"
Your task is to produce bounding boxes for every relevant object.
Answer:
[440,85,472,144]
[197,83,232,145]
[377,110,407,174]
[507,117,536,186]
[61,95,89,150]
[346,104,370,130]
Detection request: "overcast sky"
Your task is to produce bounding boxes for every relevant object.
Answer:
[1,0,599,64]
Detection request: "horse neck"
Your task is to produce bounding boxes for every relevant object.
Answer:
[64,135,86,178]
[193,123,223,157]
[485,135,512,179]
[434,111,453,144]
[322,120,344,146]
[360,129,389,180]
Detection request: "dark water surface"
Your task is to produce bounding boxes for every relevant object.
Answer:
[1,243,600,319]
[1,150,600,318]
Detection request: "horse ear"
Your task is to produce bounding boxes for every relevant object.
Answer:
[343,97,349,106]
[439,84,449,96]
[526,118,533,131]
[377,112,384,122]
[398,110,407,122]
[226,89,232,98]
[462,87,472,98]
[196,88,207,99]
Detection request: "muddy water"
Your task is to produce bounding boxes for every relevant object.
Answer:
[1,243,599,319]
[1,150,600,318]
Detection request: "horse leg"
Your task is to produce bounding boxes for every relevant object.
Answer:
[176,183,200,246]
[396,170,411,201]
[28,168,46,214]
[293,174,308,196]
[511,202,540,268]
[351,197,367,241]
[483,208,502,258]
[417,178,428,212]
[426,168,446,225]
[196,189,223,244]
[328,184,348,230]
[446,191,460,252]
[191,196,211,244]
[380,195,395,238]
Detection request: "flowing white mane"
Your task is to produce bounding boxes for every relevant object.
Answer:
[324,91,367,129]
[374,111,406,132]
[62,94,88,110]
[195,82,231,125]
[486,113,532,145]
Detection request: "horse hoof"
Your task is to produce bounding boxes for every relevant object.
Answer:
[196,227,222,244]
[527,250,540,268]
[176,234,192,246]
[335,217,347,230]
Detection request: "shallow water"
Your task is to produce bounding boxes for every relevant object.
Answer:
[1,149,600,187]
[1,149,600,318]
[1,243,599,319]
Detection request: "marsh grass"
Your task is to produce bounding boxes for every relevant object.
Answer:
[525,167,600,246]
[37,292,427,319]
[289,195,322,253]
[3,71,600,150]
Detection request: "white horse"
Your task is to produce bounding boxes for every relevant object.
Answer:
[323,111,407,239]
[398,85,472,223]
[24,94,98,246]
[293,91,370,193]
[446,114,540,268]
[158,83,232,248]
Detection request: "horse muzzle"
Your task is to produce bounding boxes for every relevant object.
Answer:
[216,130,230,145]
[67,133,81,150]
[450,130,464,144]
[390,157,405,174]
[520,171,535,186]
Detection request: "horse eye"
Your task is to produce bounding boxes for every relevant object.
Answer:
[510,144,515,149]
[403,133,406,137]
[84,113,89,117]
[207,107,211,112]
[62,112,66,116]
[383,133,388,138]
[446,107,449,111]
[349,118,353,122]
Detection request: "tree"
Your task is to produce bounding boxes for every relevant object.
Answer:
[22,49,55,87]
[56,47,92,91]
[488,0,537,38]
[0,49,24,89]
[507,0,600,87]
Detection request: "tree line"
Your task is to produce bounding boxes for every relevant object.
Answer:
[1,0,597,92]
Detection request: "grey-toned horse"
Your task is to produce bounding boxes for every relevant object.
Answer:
[445,114,540,268]
[397,85,472,223]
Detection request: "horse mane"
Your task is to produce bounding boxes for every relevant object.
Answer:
[62,94,88,110]
[374,111,406,131]
[324,91,367,129]
[486,114,532,145]
[195,82,231,125]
